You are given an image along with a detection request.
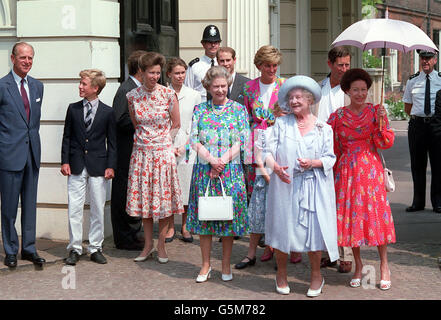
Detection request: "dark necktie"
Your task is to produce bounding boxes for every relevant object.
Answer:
[211,59,215,67]
[227,86,231,99]
[424,74,431,116]
[20,79,30,122]
[84,102,93,131]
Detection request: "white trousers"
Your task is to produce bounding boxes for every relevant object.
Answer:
[67,168,107,255]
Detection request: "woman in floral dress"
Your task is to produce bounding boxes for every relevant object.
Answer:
[327,68,396,290]
[126,52,184,264]
[186,66,250,283]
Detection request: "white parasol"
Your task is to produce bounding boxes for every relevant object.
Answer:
[332,18,438,53]
[331,18,438,127]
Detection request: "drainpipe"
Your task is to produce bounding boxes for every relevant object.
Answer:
[427,0,431,37]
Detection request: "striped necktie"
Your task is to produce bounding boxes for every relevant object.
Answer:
[84,102,93,131]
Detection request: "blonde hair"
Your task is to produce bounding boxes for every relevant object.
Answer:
[201,66,233,90]
[79,69,106,94]
[254,45,282,68]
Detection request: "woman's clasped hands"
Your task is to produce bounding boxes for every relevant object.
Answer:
[209,157,226,179]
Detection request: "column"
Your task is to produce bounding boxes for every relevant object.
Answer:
[296,0,311,76]
[227,0,270,79]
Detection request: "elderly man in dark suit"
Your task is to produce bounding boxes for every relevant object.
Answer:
[110,50,146,250]
[0,42,45,268]
[216,47,250,105]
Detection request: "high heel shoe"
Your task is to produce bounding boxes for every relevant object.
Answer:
[157,256,169,264]
[134,247,156,262]
[196,267,212,283]
[221,273,233,282]
[306,277,325,297]
[260,247,274,262]
[380,270,391,291]
[275,278,290,295]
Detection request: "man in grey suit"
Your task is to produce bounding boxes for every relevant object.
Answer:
[0,42,45,268]
[110,50,146,250]
[216,47,250,105]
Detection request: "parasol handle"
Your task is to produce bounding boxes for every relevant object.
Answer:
[379,44,386,131]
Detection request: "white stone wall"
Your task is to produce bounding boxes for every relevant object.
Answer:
[0,0,120,241]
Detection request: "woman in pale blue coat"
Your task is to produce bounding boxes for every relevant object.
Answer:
[265,76,338,297]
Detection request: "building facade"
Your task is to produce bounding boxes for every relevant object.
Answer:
[374,0,441,92]
[0,0,362,241]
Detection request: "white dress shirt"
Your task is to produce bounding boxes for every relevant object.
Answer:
[184,55,217,102]
[403,70,441,117]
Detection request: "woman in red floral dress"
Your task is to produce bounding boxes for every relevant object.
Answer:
[126,52,184,264]
[327,69,396,291]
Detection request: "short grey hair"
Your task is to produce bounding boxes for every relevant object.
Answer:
[12,42,34,56]
[202,66,233,90]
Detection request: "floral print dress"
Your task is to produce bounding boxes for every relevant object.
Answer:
[126,85,184,221]
[186,100,250,236]
[327,103,396,247]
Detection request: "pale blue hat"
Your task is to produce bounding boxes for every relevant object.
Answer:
[278,75,321,113]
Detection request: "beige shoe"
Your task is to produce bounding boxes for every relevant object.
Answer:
[134,247,155,262]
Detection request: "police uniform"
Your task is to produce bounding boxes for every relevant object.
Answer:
[184,55,217,102]
[184,24,221,102]
[403,51,441,213]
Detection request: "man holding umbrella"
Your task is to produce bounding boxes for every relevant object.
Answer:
[403,50,441,213]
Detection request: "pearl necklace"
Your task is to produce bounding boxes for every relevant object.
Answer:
[212,100,228,116]
[297,117,310,128]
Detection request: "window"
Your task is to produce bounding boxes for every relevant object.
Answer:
[389,49,399,88]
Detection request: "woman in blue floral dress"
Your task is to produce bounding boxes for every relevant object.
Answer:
[186,66,250,283]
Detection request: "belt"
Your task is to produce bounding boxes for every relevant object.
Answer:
[410,115,432,123]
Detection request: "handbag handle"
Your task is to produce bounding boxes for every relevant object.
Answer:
[379,151,386,168]
[204,177,227,198]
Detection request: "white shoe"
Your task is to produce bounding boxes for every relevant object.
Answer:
[350,278,361,288]
[275,279,290,295]
[380,270,391,290]
[196,267,212,283]
[307,278,325,297]
[157,256,169,264]
[134,247,156,262]
[222,273,233,282]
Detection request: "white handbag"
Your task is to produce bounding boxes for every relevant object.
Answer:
[380,152,395,192]
[198,177,234,221]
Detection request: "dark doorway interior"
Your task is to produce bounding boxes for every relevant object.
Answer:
[119,0,179,84]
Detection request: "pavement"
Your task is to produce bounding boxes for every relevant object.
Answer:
[0,121,440,302]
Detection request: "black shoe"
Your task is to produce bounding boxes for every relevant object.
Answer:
[64,250,80,265]
[234,256,256,269]
[21,252,46,265]
[90,251,107,264]
[180,229,194,243]
[165,230,176,243]
[433,207,441,213]
[4,254,17,268]
[115,242,144,251]
[258,236,266,248]
[405,205,424,212]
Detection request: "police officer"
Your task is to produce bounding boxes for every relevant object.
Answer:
[184,24,221,101]
[403,50,441,213]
